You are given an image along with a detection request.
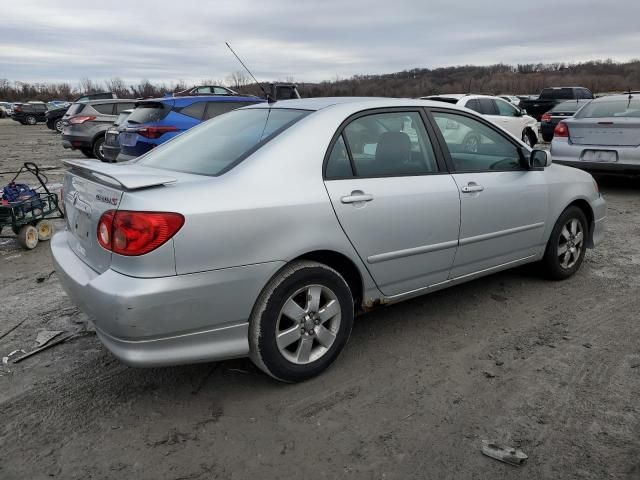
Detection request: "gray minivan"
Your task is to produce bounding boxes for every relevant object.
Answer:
[61,99,136,161]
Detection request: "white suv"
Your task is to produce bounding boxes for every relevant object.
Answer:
[421,94,538,146]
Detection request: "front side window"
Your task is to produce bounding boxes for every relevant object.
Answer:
[195,87,212,94]
[495,99,519,117]
[478,98,498,115]
[340,111,438,177]
[213,87,231,95]
[432,111,523,172]
[138,108,309,176]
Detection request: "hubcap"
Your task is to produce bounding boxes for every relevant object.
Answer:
[558,218,584,269]
[275,284,341,365]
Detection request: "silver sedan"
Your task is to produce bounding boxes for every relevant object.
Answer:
[551,93,640,174]
[52,97,606,382]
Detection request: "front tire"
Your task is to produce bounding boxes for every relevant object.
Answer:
[249,260,354,383]
[54,119,63,133]
[541,206,588,280]
[26,115,37,125]
[522,128,537,147]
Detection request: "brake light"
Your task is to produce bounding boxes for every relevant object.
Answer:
[97,210,184,256]
[135,126,177,139]
[554,121,569,138]
[541,113,552,122]
[14,105,22,112]
[69,115,96,124]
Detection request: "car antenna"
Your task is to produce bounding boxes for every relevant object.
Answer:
[225,42,274,103]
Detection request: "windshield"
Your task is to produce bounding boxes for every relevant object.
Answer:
[137,108,310,176]
[575,97,640,119]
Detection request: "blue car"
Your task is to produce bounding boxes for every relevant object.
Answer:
[117,95,264,160]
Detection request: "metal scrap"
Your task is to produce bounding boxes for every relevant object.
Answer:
[481,440,528,466]
[13,333,75,363]
[35,330,63,347]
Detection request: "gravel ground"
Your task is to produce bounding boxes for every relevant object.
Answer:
[0,119,639,479]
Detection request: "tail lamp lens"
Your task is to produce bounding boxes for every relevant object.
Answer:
[541,113,552,122]
[69,115,96,124]
[136,126,177,139]
[554,121,569,138]
[97,210,184,256]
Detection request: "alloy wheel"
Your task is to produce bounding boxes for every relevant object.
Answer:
[558,218,584,269]
[275,284,341,364]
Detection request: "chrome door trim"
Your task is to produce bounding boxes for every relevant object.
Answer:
[367,239,459,264]
[458,222,544,246]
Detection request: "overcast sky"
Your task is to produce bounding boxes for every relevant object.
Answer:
[2,0,640,86]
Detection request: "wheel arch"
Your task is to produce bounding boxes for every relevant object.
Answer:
[292,250,364,308]
[566,198,595,247]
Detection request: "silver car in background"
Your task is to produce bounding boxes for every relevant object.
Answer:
[61,99,136,161]
[551,93,640,174]
[51,98,606,382]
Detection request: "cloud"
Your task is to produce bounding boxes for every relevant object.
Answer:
[1,0,639,85]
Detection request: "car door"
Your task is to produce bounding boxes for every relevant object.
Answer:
[494,98,525,138]
[323,109,461,297]
[428,109,548,278]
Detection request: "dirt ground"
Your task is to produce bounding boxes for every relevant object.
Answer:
[0,119,638,480]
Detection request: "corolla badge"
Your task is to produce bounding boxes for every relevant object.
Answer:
[95,193,119,205]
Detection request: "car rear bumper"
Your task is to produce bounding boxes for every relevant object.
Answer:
[551,139,640,174]
[51,229,284,367]
[61,135,92,149]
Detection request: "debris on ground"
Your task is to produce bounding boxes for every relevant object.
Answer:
[481,440,528,466]
[36,270,56,283]
[3,349,26,364]
[0,318,29,341]
[13,333,75,363]
[582,342,593,349]
[35,330,63,347]
[483,371,496,378]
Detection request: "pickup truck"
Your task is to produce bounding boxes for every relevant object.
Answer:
[519,87,594,121]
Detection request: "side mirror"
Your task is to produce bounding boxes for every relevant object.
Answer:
[530,149,551,169]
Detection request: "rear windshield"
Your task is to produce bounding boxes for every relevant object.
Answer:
[575,97,640,119]
[66,103,85,116]
[540,88,575,100]
[127,102,171,124]
[551,100,588,113]
[137,108,310,176]
[113,111,131,126]
[425,97,459,104]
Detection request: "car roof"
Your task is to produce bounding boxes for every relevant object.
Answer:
[144,95,264,106]
[76,98,136,105]
[244,96,476,113]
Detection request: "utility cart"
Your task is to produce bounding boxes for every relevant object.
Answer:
[0,162,64,250]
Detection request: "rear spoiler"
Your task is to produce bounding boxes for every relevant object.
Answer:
[62,159,176,190]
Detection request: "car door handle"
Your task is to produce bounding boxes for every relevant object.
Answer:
[341,191,374,204]
[461,183,484,193]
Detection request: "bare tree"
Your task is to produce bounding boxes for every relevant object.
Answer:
[79,78,99,93]
[104,77,130,97]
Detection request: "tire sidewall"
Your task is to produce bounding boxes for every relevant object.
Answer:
[250,263,354,382]
[26,115,36,125]
[55,119,63,133]
[544,206,588,279]
[93,137,106,161]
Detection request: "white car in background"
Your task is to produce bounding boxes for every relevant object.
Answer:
[421,94,538,146]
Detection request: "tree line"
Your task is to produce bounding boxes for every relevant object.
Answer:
[1,59,639,102]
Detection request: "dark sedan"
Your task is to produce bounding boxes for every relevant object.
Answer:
[540,100,592,142]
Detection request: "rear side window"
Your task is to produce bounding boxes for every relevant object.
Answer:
[325,135,353,178]
[127,102,171,124]
[115,102,135,113]
[179,102,206,119]
[213,87,231,94]
[66,103,85,116]
[204,102,252,120]
[137,108,309,176]
[478,98,498,115]
[465,99,482,113]
[339,111,438,177]
[93,103,114,115]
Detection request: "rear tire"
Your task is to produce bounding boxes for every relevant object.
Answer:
[80,148,94,158]
[249,260,354,383]
[93,136,106,161]
[17,225,39,250]
[541,206,588,280]
[54,119,63,133]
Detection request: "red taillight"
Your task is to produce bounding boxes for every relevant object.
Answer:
[554,121,569,138]
[541,113,552,122]
[97,210,184,256]
[14,105,22,112]
[69,115,96,124]
[135,126,177,139]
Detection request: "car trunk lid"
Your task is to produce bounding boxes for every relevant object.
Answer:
[568,118,640,146]
[61,160,177,273]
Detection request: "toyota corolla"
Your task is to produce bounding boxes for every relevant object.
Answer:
[52,97,606,382]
